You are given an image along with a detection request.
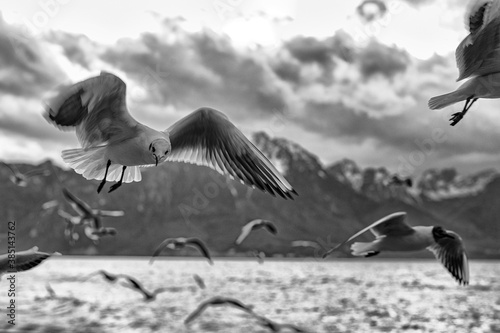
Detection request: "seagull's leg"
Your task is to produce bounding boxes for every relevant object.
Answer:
[97,160,112,193]
[108,166,127,193]
[450,97,477,126]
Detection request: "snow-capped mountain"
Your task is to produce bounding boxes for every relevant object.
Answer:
[417,168,498,201]
[253,132,326,177]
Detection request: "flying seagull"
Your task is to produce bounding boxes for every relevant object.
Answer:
[256,315,310,333]
[150,237,213,265]
[322,212,469,285]
[184,296,255,325]
[0,246,60,279]
[44,72,297,198]
[235,219,278,245]
[86,269,167,301]
[57,209,82,244]
[1,162,50,187]
[61,187,122,242]
[428,0,500,125]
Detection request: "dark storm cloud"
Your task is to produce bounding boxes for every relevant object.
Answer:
[0,14,66,97]
[294,99,500,159]
[46,31,95,69]
[100,20,288,117]
[358,41,410,79]
[284,32,355,67]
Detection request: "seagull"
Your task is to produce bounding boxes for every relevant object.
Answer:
[235,219,278,245]
[62,187,124,221]
[0,246,60,279]
[252,250,266,264]
[256,315,310,333]
[428,0,500,125]
[61,187,122,242]
[184,296,255,325]
[322,212,469,285]
[290,240,321,249]
[150,237,213,265]
[85,270,167,301]
[44,72,297,198]
[192,274,206,289]
[1,162,50,187]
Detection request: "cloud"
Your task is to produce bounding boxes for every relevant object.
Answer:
[45,31,97,69]
[357,40,410,79]
[100,19,288,119]
[0,13,66,97]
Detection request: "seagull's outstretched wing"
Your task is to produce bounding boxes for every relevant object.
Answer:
[1,162,19,176]
[262,220,278,234]
[184,296,254,325]
[150,238,177,262]
[62,188,93,217]
[186,238,213,264]
[0,246,60,275]
[427,231,469,285]
[323,212,413,258]
[456,14,500,80]
[235,223,255,245]
[165,107,297,199]
[44,71,139,147]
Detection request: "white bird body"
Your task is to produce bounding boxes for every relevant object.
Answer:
[354,226,434,254]
[45,72,296,197]
[323,212,469,285]
[235,219,278,245]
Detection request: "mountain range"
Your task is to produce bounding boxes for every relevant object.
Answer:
[1,131,499,259]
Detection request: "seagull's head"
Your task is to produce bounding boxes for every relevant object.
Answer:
[432,226,455,242]
[149,139,171,166]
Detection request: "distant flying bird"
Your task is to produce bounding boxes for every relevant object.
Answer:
[86,269,167,301]
[252,250,266,264]
[428,0,500,125]
[192,274,206,289]
[184,296,255,325]
[61,187,122,242]
[151,237,213,265]
[57,209,82,245]
[256,315,310,333]
[384,175,413,187]
[1,162,50,187]
[322,212,469,285]
[235,219,278,245]
[45,283,57,299]
[0,246,60,279]
[44,72,297,198]
[291,240,321,249]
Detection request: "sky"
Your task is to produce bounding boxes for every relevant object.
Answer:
[0,0,499,177]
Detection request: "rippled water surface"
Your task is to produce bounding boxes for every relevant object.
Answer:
[1,258,499,332]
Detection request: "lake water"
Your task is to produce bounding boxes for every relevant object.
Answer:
[1,258,499,333]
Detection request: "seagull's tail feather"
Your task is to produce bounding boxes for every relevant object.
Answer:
[428,91,468,110]
[350,242,380,257]
[62,147,141,183]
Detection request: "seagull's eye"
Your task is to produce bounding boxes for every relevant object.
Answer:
[165,151,168,155]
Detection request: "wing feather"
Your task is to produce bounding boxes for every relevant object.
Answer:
[427,231,469,285]
[44,72,139,147]
[165,108,296,199]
